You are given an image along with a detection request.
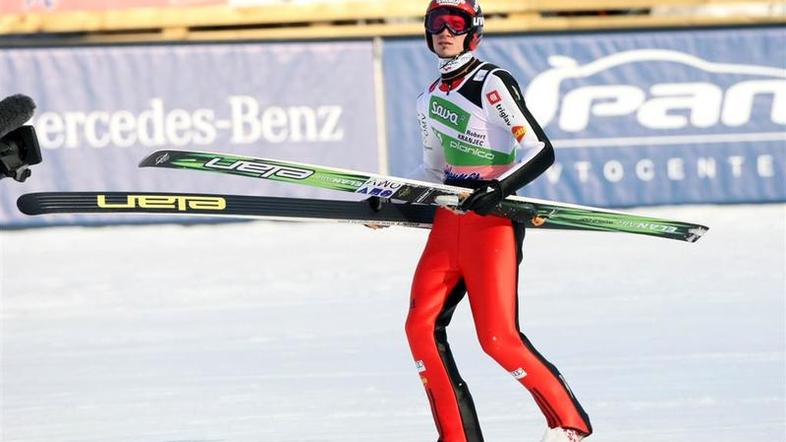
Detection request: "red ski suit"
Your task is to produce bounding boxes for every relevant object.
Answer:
[406,209,591,441]
[406,57,592,441]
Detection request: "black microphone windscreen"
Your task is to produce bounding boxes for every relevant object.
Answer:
[0,94,36,139]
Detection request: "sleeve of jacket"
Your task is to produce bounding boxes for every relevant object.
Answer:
[482,70,555,195]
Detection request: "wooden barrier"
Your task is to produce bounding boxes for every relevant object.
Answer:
[0,0,784,44]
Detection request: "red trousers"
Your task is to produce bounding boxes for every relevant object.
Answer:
[405,208,592,442]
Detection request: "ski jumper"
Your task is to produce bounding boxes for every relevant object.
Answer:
[406,56,593,441]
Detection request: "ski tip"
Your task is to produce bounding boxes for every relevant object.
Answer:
[17,193,42,215]
[138,150,174,168]
[685,224,710,243]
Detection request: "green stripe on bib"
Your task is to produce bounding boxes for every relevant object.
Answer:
[434,129,516,166]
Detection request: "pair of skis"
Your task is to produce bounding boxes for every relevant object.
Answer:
[17,149,709,242]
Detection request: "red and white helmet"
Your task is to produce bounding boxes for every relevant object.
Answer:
[424,0,484,53]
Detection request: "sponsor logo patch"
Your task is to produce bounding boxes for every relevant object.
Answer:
[429,96,471,133]
[511,368,527,379]
[486,90,502,105]
[415,360,426,373]
[512,125,526,142]
[436,0,465,6]
[356,178,403,198]
[496,103,513,126]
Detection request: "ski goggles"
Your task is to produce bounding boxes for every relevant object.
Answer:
[425,8,472,35]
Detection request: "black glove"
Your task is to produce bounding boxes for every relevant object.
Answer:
[458,180,504,216]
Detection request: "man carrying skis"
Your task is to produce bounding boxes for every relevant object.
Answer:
[404,1,593,440]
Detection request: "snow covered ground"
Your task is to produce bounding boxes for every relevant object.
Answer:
[1,204,784,442]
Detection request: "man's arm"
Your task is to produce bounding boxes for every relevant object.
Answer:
[460,70,554,214]
[488,70,555,194]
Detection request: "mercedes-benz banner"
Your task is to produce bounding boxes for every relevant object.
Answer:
[0,41,379,226]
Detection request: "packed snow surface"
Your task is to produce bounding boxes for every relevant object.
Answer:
[1,204,784,442]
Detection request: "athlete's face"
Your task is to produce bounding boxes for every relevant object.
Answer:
[431,28,467,58]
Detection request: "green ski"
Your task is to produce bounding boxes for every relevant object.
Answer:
[139,150,709,243]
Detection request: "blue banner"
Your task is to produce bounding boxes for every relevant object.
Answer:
[0,41,378,226]
[383,27,786,207]
[2,28,783,228]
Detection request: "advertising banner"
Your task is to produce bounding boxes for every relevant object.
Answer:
[0,41,378,226]
[383,27,786,207]
[0,0,225,14]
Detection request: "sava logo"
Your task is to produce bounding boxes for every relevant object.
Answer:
[204,157,315,180]
[429,97,470,132]
[96,194,226,211]
[525,49,786,134]
[432,103,460,125]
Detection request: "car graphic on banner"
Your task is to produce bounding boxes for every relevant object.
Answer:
[517,47,785,206]
[525,49,785,139]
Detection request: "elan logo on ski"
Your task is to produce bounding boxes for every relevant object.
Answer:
[204,158,315,180]
[97,194,227,211]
